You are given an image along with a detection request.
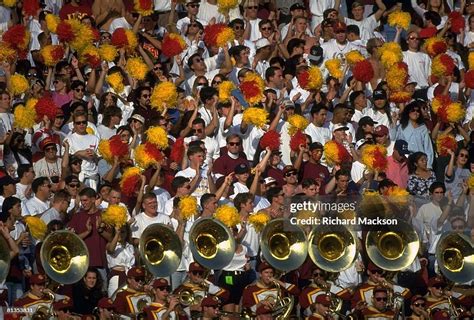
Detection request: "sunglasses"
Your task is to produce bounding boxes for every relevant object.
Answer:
[434,285,445,290]
[74,121,88,125]
[74,88,85,93]
[153,65,162,71]
[192,271,204,276]
[413,302,425,307]
[459,153,469,158]
[158,286,171,291]
[189,23,199,27]
[375,297,388,302]
[193,128,203,133]
[188,4,200,8]
[56,115,64,119]
[410,109,420,113]
[212,81,222,85]
[53,80,60,84]
[247,6,258,9]
[141,94,150,98]
[193,58,203,63]
[261,27,272,31]
[68,183,80,188]
[285,171,297,177]
[28,73,38,77]
[228,142,240,146]
[198,82,208,86]
[234,25,244,30]
[101,35,111,40]
[313,272,323,276]
[51,176,60,184]
[372,269,383,274]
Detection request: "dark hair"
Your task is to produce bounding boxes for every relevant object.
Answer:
[229,18,244,28]
[17,164,32,180]
[310,103,328,115]
[53,189,71,203]
[142,192,157,203]
[302,178,318,188]
[79,187,97,198]
[287,38,305,55]
[429,181,446,193]
[187,146,205,158]
[264,67,281,82]
[187,53,201,70]
[0,196,21,222]
[101,106,122,127]
[424,10,442,26]
[200,193,216,208]
[172,177,190,192]
[32,177,50,193]
[199,86,218,104]
[233,192,253,210]
[335,169,351,180]
[400,101,425,128]
[191,118,206,127]
[266,187,283,203]
[407,151,428,174]
[229,45,248,59]
[71,80,85,90]
[346,24,360,36]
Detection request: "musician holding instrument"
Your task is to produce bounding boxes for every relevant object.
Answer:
[299,268,337,317]
[143,278,180,320]
[306,294,336,320]
[112,266,152,316]
[424,276,450,313]
[95,297,117,320]
[357,286,397,319]
[201,295,220,320]
[241,262,300,315]
[53,296,81,320]
[407,295,429,320]
[13,274,54,317]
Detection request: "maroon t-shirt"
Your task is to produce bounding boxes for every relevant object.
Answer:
[266,166,284,187]
[300,161,330,189]
[68,209,107,268]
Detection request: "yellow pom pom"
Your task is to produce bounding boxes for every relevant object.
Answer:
[126,57,148,80]
[242,107,268,128]
[150,81,178,111]
[10,74,29,96]
[345,50,365,65]
[218,81,235,102]
[215,27,235,47]
[134,0,154,16]
[3,0,17,7]
[378,42,403,69]
[0,43,16,63]
[214,205,240,228]
[469,52,474,70]
[307,66,324,90]
[102,205,128,228]
[325,58,343,79]
[99,44,118,62]
[98,140,113,163]
[384,186,410,207]
[217,0,239,13]
[24,216,47,241]
[446,102,465,123]
[387,11,411,30]
[86,127,95,135]
[45,14,59,33]
[248,212,270,233]
[106,73,124,94]
[360,144,388,172]
[26,98,38,110]
[14,104,37,129]
[468,174,474,190]
[146,126,169,149]
[386,63,408,91]
[179,196,198,220]
[287,114,309,136]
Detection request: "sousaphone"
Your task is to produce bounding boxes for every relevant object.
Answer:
[436,232,474,283]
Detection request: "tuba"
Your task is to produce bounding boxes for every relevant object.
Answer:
[139,223,183,277]
[40,231,89,284]
[365,219,420,271]
[270,279,294,320]
[436,232,474,283]
[31,291,55,320]
[308,225,357,272]
[0,236,11,284]
[260,218,308,272]
[189,218,235,270]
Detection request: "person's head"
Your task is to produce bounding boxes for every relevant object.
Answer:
[199,86,218,106]
[79,188,97,211]
[29,274,47,297]
[302,178,319,196]
[349,91,366,109]
[450,214,467,232]
[429,181,446,203]
[427,276,447,298]
[136,86,151,107]
[283,165,298,185]
[234,192,254,213]
[32,177,51,199]
[366,37,383,56]
[406,31,421,50]
[83,267,101,290]
[200,193,218,213]
[374,125,389,145]
[229,18,245,37]
[65,175,80,195]
[401,101,424,127]
[234,163,250,182]
[287,38,306,56]
[258,20,274,39]
[188,53,206,73]
[332,124,349,143]
[226,134,242,155]
[201,296,220,318]
[52,190,71,214]
[71,80,85,101]
[335,169,350,191]
[456,148,469,167]
[351,1,364,20]
[333,21,347,43]
[0,196,22,226]
[266,187,284,205]
[190,118,206,140]
[141,192,158,216]
[102,106,122,127]
[172,177,191,195]
[243,0,259,19]
[313,294,331,316]
[346,24,360,41]
[17,164,35,184]
[72,111,88,135]
[188,262,207,284]
[372,287,389,312]
[229,45,250,65]
[293,16,308,33]
[126,266,146,291]
[408,151,428,174]
[424,10,442,26]
[151,278,171,302]
[410,295,427,316]
[265,67,283,88]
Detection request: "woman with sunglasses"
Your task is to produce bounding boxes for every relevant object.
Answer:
[3,132,32,179]
[444,147,471,201]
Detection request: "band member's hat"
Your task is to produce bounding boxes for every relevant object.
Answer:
[367,262,381,272]
[315,294,332,307]
[410,294,426,304]
[258,261,275,273]
[30,274,47,285]
[428,276,446,288]
[189,262,206,272]
[151,278,169,289]
[201,296,219,307]
[98,297,116,310]
[127,266,145,278]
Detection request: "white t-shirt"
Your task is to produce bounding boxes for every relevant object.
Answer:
[106,242,135,270]
[97,124,116,140]
[41,207,61,224]
[196,0,225,24]
[321,39,356,61]
[33,158,62,179]
[402,50,431,89]
[304,123,332,146]
[131,212,172,239]
[176,167,210,199]
[344,15,378,41]
[248,19,262,42]
[65,132,99,177]
[22,196,50,216]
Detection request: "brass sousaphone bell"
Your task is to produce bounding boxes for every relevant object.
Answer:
[139,223,183,277]
[0,236,11,283]
[189,218,235,270]
[365,219,419,271]
[40,231,89,284]
[260,218,308,272]
[308,225,357,272]
[436,232,474,283]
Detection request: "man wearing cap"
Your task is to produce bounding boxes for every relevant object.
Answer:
[408,295,429,319]
[343,0,386,41]
[386,140,410,189]
[328,105,356,144]
[33,137,62,181]
[321,21,356,60]
[252,38,272,78]
[242,262,300,315]
[13,274,54,313]
[374,125,394,155]
[21,177,51,217]
[53,296,81,320]
[296,142,330,189]
[280,3,313,39]
[201,295,220,319]
[357,286,397,319]
[174,262,228,319]
[364,90,391,128]
[143,278,179,320]
[424,276,450,313]
[306,293,333,319]
[174,0,206,35]
[282,165,300,196]
[113,266,152,316]
[96,297,117,320]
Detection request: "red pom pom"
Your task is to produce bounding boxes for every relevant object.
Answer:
[109,135,129,158]
[203,24,225,47]
[91,28,100,42]
[2,25,28,51]
[439,54,456,76]
[51,46,65,61]
[432,41,447,56]
[297,70,309,90]
[240,81,261,100]
[144,142,164,162]
[23,0,40,17]
[449,11,465,33]
[56,21,75,42]
[465,70,474,89]
[260,130,281,151]
[352,59,374,83]
[121,174,141,197]
[161,34,185,57]
[111,28,129,48]
[170,137,185,163]
[84,53,101,68]
[35,96,59,121]
[290,130,307,152]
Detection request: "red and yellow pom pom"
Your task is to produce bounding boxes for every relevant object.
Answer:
[98,139,113,163]
[170,137,185,163]
[432,95,451,114]
[134,142,164,168]
[387,10,411,30]
[389,91,412,103]
[432,54,455,77]
[448,11,465,33]
[215,205,240,227]
[260,130,281,151]
[2,25,30,53]
[242,107,268,128]
[35,96,59,122]
[99,44,118,62]
[64,19,93,52]
[217,0,239,13]
[218,81,235,102]
[134,0,154,16]
[146,126,169,149]
[150,81,178,111]
[384,186,410,207]
[106,72,125,93]
[45,14,60,33]
[378,42,402,69]
[80,45,101,68]
[423,37,447,57]
[0,43,16,63]
[162,33,187,57]
[325,58,343,80]
[352,59,374,83]
[204,23,235,48]
[99,135,129,164]
[24,216,46,240]
[102,205,128,227]
[288,114,309,136]
[239,72,265,106]
[3,0,17,8]
[298,66,323,91]
[9,74,29,96]
[111,28,138,51]
[345,50,365,65]
[14,104,37,129]
[290,130,307,152]
[386,62,408,91]
[179,196,198,220]
[120,167,142,197]
[40,45,65,67]
[248,212,270,232]
[361,144,388,172]
[465,70,474,89]
[324,140,351,166]
[23,0,40,17]
[436,134,458,156]
[56,19,75,42]
[126,57,148,80]
[440,102,465,123]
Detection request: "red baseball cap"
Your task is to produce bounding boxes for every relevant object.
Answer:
[151,278,169,289]
[189,262,206,272]
[30,274,47,285]
[315,294,332,306]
